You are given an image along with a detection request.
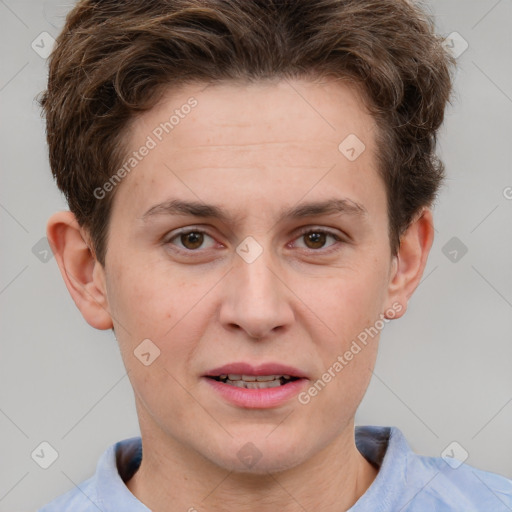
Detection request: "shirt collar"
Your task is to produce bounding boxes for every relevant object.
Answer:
[94,426,408,511]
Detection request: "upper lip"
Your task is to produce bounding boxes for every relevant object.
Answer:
[204,362,308,379]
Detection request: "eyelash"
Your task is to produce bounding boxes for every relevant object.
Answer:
[164,226,345,255]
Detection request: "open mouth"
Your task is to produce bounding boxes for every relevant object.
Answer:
[207,374,301,389]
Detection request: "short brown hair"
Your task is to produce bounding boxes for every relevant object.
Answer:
[38,0,455,265]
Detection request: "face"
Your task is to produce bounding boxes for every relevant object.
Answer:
[100,78,401,473]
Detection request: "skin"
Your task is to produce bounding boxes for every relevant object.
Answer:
[47,78,434,512]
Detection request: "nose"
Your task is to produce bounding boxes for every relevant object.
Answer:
[219,243,295,340]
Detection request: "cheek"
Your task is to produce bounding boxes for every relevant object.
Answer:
[318,266,389,335]
[308,280,382,416]
[107,253,178,322]
[307,256,390,383]
[106,261,209,369]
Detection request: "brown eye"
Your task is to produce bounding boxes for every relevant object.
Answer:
[165,229,217,252]
[303,231,328,249]
[294,229,341,251]
[180,232,204,250]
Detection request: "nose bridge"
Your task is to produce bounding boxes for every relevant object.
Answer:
[239,246,278,301]
[221,237,293,339]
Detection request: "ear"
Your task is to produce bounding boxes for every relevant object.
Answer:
[46,211,113,330]
[384,208,435,319]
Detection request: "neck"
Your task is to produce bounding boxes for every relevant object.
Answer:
[126,420,378,512]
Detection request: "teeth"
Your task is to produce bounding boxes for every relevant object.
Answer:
[226,374,291,382]
[227,380,283,389]
[256,375,280,382]
[215,374,295,389]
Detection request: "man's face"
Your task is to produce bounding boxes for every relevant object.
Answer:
[101,79,400,473]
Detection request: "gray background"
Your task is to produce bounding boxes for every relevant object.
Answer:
[1,0,511,510]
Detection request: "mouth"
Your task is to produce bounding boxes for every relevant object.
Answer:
[203,362,308,408]
[206,374,301,389]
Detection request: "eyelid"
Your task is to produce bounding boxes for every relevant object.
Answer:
[294,225,343,238]
[164,226,211,241]
[163,225,347,254]
[290,226,344,251]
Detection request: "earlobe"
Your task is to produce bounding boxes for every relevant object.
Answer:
[385,208,435,319]
[46,211,113,330]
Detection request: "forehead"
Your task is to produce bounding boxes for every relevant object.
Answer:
[112,78,382,221]
[135,78,373,152]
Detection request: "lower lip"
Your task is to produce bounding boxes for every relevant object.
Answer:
[203,377,308,409]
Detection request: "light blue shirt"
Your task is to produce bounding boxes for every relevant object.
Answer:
[38,426,512,511]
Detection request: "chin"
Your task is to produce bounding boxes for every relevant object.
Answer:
[216,454,304,476]
[203,435,310,475]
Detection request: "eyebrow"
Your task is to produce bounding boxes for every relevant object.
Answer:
[140,197,368,225]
